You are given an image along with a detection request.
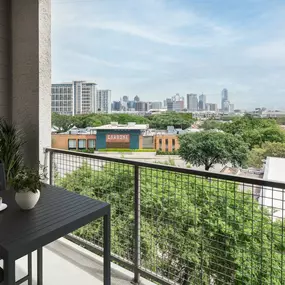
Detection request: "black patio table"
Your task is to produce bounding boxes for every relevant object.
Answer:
[0,185,111,285]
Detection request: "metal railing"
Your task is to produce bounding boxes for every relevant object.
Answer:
[45,148,285,285]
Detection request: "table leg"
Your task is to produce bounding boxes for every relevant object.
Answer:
[28,253,32,285]
[103,211,111,285]
[37,248,43,285]
[3,256,15,285]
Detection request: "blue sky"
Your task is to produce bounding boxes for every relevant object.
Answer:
[52,0,285,109]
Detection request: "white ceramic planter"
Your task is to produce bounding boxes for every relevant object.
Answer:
[15,190,40,210]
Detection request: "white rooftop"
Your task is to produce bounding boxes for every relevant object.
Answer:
[263,157,285,182]
[260,157,285,219]
[92,123,149,131]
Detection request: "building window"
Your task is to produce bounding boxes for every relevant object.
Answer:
[165,139,169,152]
[68,139,76,150]
[159,139,162,151]
[78,139,86,149]
[172,139,176,151]
[88,139,95,149]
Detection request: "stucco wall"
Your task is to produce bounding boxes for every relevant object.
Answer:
[11,0,51,166]
[0,0,10,120]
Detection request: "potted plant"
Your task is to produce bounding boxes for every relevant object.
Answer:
[10,166,47,210]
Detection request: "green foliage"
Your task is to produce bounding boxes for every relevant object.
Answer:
[10,165,47,193]
[98,148,156,152]
[52,112,195,131]
[199,120,223,130]
[221,115,285,149]
[248,142,285,168]
[179,131,249,171]
[0,118,25,182]
[275,117,285,125]
[156,150,179,155]
[57,162,285,284]
[148,112,194,129]
[52,113,74,133]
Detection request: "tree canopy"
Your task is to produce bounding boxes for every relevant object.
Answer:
[199,120,223,130]
[52,112,194,132]
[248,141,285,168]
[221,115,285,149]
[52,113,74,133]
[148,112,194,129]
[179,131,249,171]
[56,161,285,284]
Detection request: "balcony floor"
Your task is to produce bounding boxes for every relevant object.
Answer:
[0,238,154,285]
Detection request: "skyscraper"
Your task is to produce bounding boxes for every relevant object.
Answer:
[221,88,229,111]
[206,103,218,112]
[167,94,184,111]
[122,96,129,102]
[135,101,149,112]
[112,101,121,111]
[150,102,163,109]
[187,94,198,111]
[134,95,140,102]
[199,94,207,110]
[51,81,97,115]
[96,90,111,113]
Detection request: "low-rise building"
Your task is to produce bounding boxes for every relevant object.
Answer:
[52,123,183,152]
[52,133,96,151]
[155,134,180,152]
[92,123,149,150]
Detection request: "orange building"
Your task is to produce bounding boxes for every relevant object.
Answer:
[154,134,180,152]
[52,133,180,152]
[52,134,96,150]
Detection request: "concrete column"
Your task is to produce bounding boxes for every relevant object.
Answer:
[0,0,10,120]
[11,0,51,166]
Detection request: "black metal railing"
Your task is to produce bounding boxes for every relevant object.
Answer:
[45,148,285,285]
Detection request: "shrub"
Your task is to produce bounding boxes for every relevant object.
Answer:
[156,150,179,155]
[98,148,156,153]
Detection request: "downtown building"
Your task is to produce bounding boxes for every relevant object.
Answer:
[97,89,112,113]
[187,94,198,111]
[135,101,149,112]
[51,81,97,115]
[167,94,185,111]
[199,94,207,110]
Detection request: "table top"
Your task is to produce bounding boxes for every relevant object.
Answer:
[0,185,110,259]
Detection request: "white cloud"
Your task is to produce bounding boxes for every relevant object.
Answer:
[245,40,285,62]
[51,0,285,109]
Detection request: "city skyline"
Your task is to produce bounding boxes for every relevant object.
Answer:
[52,0,285,109]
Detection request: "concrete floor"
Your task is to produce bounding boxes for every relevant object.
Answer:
[0,238,154,285]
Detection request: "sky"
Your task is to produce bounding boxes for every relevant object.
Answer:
[52,0,285,110]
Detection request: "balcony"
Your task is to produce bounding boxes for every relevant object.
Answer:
[0,238,153,285]
[1,1,285,284]
[42,148,285,285]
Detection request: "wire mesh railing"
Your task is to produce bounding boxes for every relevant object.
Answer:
[46,148,285,285]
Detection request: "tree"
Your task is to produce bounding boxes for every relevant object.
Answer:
[149,112,194,129]
[179,131,249,171]
[248,141,285,168]
[199,120,223,130]
[56,162,285,284]
[221,116,285,149]
[52,113,74,133]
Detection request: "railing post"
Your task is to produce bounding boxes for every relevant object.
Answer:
[49,150,53,185]
[133,165,141,284]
